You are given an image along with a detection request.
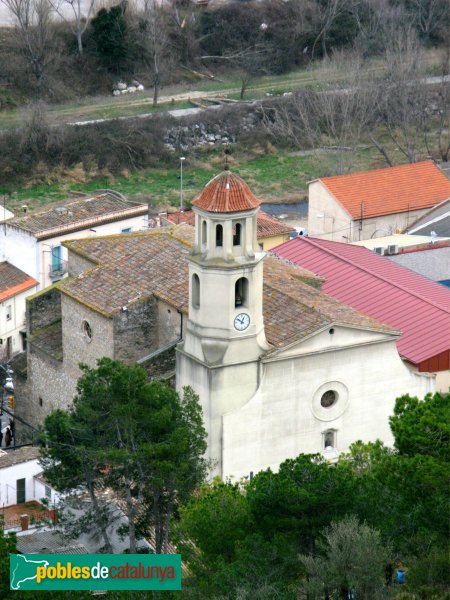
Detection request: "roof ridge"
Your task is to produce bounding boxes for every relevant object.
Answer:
[304,238,450,314]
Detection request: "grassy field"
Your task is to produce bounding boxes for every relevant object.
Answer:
[2,143,390,214]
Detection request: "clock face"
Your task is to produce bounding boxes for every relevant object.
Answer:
[234,313,250,331]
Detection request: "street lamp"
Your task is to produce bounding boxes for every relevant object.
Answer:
[179,157,186,211]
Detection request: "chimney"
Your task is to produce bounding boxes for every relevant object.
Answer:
[20,514,29,531]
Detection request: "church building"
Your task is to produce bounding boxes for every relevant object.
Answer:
[16,170,434,480]
[177,170,434,478]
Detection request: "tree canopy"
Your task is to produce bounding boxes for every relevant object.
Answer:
[41,357,208,554]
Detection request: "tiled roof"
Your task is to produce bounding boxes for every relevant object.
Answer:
[16,531,88,554]
[192,171,260,213]
[63,224,393,350]
[318,161,450,219]
[164,210,294,238]
[274,236,450,365]
[0,446,40,469]
[7,192,148,240]
[0,262,37,301]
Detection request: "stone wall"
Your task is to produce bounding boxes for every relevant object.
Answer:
[61,294,114,381]
[113,297,158,364]
[27,288,61,333]
[142,345,177,383]
[67,250,96,278]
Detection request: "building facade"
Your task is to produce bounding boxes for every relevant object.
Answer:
[177,171,434,478]
[308,161,450,242]
[0,262,38,359]
[0,191,149,290]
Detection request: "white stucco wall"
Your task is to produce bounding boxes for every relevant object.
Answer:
[308,181,432,242]
[0,228,37,281]
[1,285,37,358]
[0,458,41,506]
[308,181,354,242]
[222,329,434,480]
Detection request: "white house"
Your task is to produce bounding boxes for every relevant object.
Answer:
[0,446,60,508]
[0,191,149,290]
[308,161,450,242]
[0,262,38,359]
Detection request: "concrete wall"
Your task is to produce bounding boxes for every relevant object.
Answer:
[308,181,431,242]
[222,337,434,480]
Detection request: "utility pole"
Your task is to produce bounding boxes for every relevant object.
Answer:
[180,157,185,211]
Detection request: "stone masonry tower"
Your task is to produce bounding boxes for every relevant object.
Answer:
[177,170,269,475]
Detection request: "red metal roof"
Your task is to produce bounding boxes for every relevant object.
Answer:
[192,171,260,213]
[273,237,450,366]
[318,161,450,220]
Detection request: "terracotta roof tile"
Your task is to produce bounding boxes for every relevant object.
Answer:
[318,161,450,220]
[0,261,38,301]
[63,224,393,350]
[7,192,148,239]
[164,210,294,238]
[192,171,260,213]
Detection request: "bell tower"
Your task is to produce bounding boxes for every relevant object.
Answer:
[183,169,268,365]
[177,170,269,475]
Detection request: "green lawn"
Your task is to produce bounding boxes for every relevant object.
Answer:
[2,143,388,213]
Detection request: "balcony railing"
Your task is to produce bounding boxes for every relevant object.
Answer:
[48,260,68,279]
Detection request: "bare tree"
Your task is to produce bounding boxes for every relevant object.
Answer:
[369,28,430,164]
[136,0,171,107]
[48,0,96,55]
[310,0,352,59]
[0,0,55,99]
[263,51,379,173]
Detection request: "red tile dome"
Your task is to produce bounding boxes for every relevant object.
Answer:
[192,171,260,213]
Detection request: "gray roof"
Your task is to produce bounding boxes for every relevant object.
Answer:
[7,192,148,240]
[0,446,40,469]
[16,530,88,554]
[406,198,450,237]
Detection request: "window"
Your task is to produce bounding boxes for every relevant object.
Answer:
[216,224,223,247]
[6,305,11,321]
[320,390,337,408]
[233,223,242,246]
[324,430,336,449]
[192,274,200,309]
[202,221,207,244]
[45,485,51,499]
[51,245,62,273]
[235,277,249,308]
[82,320,93,341]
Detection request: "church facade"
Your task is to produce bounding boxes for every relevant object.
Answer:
[177,171,434,479]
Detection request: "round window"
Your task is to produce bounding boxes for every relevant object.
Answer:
[320,390,337,408]
[82,320,93,341]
